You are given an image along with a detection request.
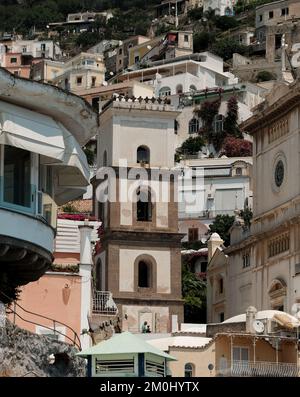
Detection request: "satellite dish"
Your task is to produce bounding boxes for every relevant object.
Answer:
[291,303,300,315]
[253,320,265,334]
[102,81,108,86]
[208,363,214,371]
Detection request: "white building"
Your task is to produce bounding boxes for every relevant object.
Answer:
[117,52,238,98]
[0,39,62,65]
[0,67,98,304]
[178,156,253,233]
[203,0,235,16]
[172,82,267,148]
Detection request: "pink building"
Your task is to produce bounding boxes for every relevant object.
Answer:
[3,53,35,78]
[9,217,101,349]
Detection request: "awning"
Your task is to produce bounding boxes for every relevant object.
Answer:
[272,313,300,330]
[0,100,90,191]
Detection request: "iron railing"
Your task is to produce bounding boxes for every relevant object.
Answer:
[217,361,299,377]
[92,291,118,316]
[1,290,81,350]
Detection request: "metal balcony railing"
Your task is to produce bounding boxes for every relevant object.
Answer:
[217,361,299,377]
[92,291,118,316]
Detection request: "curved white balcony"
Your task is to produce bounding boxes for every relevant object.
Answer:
[0,207,55,254]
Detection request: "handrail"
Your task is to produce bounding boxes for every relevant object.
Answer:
[0,290,82,350]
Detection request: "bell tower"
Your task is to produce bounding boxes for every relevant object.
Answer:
[94,96,184,333]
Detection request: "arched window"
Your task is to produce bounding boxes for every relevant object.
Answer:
[236,167,242,176]
[184,363,194,377]
[189,85,197,92]
[213,114,224,133]
[189,118,199,134]
[159,86,171,97]
[138,261,151,288]
[136,187,152,222]
[176,84,183,94]
[103,150,107,166]
[137,146,150,164]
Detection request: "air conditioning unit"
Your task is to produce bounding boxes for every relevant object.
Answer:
[207,192,214,199]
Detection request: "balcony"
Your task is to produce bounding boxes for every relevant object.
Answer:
[217,361,299,377]
[92,291,118,316]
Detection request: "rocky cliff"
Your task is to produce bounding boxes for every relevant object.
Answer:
[0,320,86,377]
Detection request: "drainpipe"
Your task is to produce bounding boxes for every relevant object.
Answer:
[79,219,94,350]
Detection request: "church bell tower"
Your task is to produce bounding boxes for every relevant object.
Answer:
[94,96,184,333]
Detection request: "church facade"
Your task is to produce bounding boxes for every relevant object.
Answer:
[207,81,300,321]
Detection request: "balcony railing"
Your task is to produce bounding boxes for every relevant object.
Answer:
[217,361,299,377]
[92,291,118,316]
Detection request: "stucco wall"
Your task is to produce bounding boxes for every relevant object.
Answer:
[10,273,82,343]
[168,345,215,377]
[119,248,171,293]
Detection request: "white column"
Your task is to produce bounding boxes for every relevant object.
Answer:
[79,220,94,350]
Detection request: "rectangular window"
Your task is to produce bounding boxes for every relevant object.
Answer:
[184,34,189,42]
[135,56,140,63]
[233,347,249,362]
[269,11,274,19]
[91,76,96,87]
[219,278,224,294]
[242,252,251,268]
[281,8,289,16]
[10,57,17,64]
[41,43,46,51]
[259,14,263,22]
[188,228,199,242]
[119,48,123,55]
[76,76,82,85]
[3,146,31,208]
[39,164,53,197]
[219,312,224,322]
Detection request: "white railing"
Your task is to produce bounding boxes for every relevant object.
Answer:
[217,361,299,377]
[92,291,118,316]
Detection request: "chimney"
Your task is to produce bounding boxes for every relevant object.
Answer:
[78,219,94,349]
[246,306,257,333]
[207,233,224,262]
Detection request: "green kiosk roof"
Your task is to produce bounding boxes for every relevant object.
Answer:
[77,331,176,361]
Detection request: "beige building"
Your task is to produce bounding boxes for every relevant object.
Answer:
[93,96,184,334]
[207,81,300,321]
[31,52,105,93]
[149,308,300,377]
[254,0,300,63]
[75,81,154,113]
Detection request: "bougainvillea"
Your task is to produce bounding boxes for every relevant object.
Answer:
[223,96,243,138]
[196,98,221,140]
[58,213,97,221]
[220,136,253,157]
